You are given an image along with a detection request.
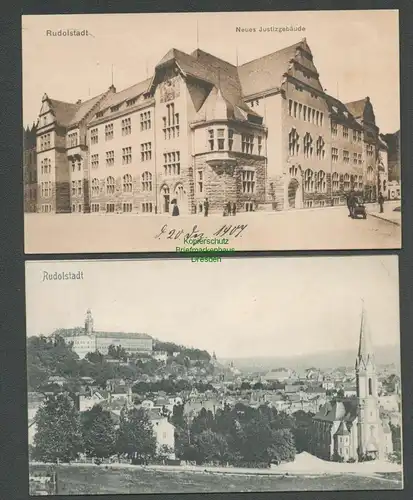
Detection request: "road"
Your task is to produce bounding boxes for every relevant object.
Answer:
[25,204,401,254]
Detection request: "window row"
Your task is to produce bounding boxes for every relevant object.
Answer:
[331,122,362,143]
[39,133,51,151]
[289,129,325,159]
[331,148,363,165]
[207,128,262,156]
[40,204,52,213]
[163,151,180,176]
[40,181,52,198]
[90,172,154,196]
[71,159,82,172]
[40,158,52,174]
[196,168,256,194]
[288,100,324,127]
[303,169,327,193]
[90,111,152,144]
[90,202,154,213]
[67,132,78,148]
[332,173,364,192]
[71,180,83,196]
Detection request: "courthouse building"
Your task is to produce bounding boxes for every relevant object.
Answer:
[23,125,38,213]
[58,309,153,359]
[32,38,388,215]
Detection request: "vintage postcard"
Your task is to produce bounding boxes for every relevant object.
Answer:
[26,256,402,494]
[22,10,401,253]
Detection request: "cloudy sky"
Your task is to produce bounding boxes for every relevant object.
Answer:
[25,256,400,359]
[22,10,399,133]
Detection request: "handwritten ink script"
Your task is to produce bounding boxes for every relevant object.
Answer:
[154,224,248,243]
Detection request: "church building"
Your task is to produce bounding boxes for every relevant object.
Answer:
[310,306,393,462]
[32,38,388,215]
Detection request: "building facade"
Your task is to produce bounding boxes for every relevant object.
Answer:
[23,125,38,212]
[60,309,153,359]
[33,38,389,215]
[310,307,394,462]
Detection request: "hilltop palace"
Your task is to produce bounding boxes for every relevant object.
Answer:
[310,307,394,462]
[24,38,390,215]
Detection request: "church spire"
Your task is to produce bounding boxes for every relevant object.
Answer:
[85,309,94,335]
[356,302,374,370]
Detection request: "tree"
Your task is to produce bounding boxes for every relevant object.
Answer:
[32,393,82,463]
[194,430,230,464]
[240,381,251,390]
[85,351,104,364]
[116,407,156,461]
[267,428,296,464]
[81,405,117,463]
[253,382,264,390]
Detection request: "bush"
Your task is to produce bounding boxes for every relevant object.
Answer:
[347,457,356,463]
[388,451,402,464]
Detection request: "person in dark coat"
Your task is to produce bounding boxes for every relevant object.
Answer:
[172,202,180,216]
[378,192,384,213]
[232,202,236,216]
[204,197,209,217]
[346,192,354,217]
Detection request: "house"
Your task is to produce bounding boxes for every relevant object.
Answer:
[148,413,175,458]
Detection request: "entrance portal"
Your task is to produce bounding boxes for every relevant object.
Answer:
[288,179,301,209]
[160,186,170,213]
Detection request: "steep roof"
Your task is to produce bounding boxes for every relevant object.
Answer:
[335,420,350,436]
[68,92,108,126]
[97,78,152,113]
[238,41,302,97]
[345,99,367,119]
[48,99,79,127]
[313,398,358,423]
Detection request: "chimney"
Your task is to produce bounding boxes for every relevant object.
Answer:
[76,99,82,104]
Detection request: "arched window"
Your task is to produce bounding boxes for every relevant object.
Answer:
[303,133,313,158]
[123,174,133,193]
[343,174,350,191]
[316,170,326,193]
[288,128,300,156]
[91,178,100,197]
[316,136,325,160]
[304,169,314,192]
[175,184,185,202]
[332,172,339,192]
[141,172,153,192]
[106,176,115,195]
[368,378,372,396]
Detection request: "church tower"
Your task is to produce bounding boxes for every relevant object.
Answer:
[355,303,380,460]
[85,309,94,335]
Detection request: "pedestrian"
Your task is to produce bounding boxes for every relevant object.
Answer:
[204,197,209,217]
[378,192,384,213]
[232,202,236,216]
[346,192,354,218]
[226,201,231,216]
[172,202,180,216]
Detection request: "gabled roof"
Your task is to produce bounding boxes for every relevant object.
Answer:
[95,78,152,115]
[345,99,367,119]
[48,99,79,127]
[313,398,358,423]
[68,92,108,126]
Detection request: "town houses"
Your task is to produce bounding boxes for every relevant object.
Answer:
[26,38,394,215]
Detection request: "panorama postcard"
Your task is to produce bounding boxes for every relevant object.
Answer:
[26,256,402,494]
[22,10,401,254]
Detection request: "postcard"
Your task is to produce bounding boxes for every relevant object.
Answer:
[26,256,402,494]
[22,10,401,253]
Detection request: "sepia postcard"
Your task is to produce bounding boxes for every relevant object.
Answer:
[26,256,402,494]
[22,10,401,254]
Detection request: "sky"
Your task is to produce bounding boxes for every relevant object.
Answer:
[25,256,400,359]
[22,10,400,134]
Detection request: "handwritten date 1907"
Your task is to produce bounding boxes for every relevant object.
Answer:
[154,223,248,241]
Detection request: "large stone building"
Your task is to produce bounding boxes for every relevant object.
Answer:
[310,307,394,462]
[23,125,38,212]
[59,309,153,359]
[32,38,388,215]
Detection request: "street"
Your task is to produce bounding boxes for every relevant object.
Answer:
[25,203,401,254]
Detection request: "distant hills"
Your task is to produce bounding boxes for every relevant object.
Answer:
[220,344,400,373]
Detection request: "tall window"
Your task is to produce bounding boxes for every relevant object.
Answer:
[106,150,115,166]
[141,172,153,192]
[358,175,363,190]
[141,142,152,161]
[122,203,133,213]
[316,170,326,193]
[332,172,339,192]
[303,133,313,158]
[197,170,203,193]
[217,129,225,150]
[357,153,362,165]
[241,134,254,154]
[105,123,114,141]
[228,129,234,151]
[242,169,255,193]
[121,118,131,136]
[106,176,115,194]
[208,129,215,151]
[163,103,179,139]
[140,111,151,131]
[175,184,185,202]
[332,147,339,162]
[343,126,349,139]
[71,180,76,196]
[122,147,132,165]
[257,136,263,155]
[316,136,325,160]
[67,132,78,148]
[289,128,300,156]
[368,378,372,396]
[40,133,51,151]
[123,174,132,193]
[343,150,350,164]
[91,178,100,196]
[304,169,314,192]
[331,122,338,137]
[91,154,99,169]
[366,144,374,157]
[353,153,358,165]
[344,173,350,191]
[91,128,98,145]
[77,179,82,196]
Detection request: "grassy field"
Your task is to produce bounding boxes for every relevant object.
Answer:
[29,464,403,494]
